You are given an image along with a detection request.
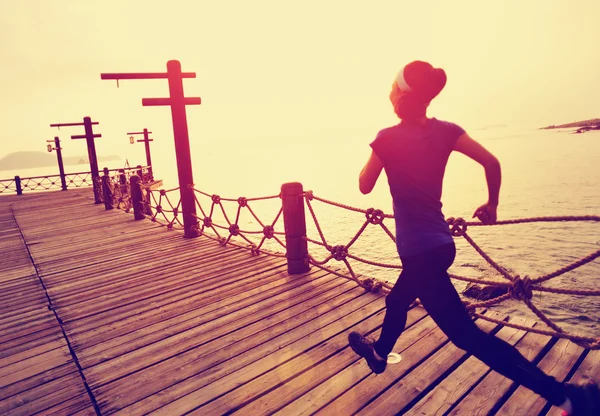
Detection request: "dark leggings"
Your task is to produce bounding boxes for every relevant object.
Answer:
[374,242,566,405]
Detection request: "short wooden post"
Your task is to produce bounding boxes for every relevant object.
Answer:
[137,164,144,182]
[54,137,68,191]
[281,182,310,274]
[130,175,145,220]
[101,167,113,210]
[15,176,22,195]
[142,128,154,181]
[119,169,127,198]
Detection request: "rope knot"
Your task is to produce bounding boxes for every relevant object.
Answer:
[203,217,213,227]
[237,197,248,207]
[263,225,274,239]
[172,207,178,216]
[159,189,166,196]
[250,245,260,256]
[155,205,163,213]
[361,278,382,292]
[305,190,314,201]
[447,217,468,236]
[167,223,173,230]
[365,208,385,225]
[211,194,221,204]
[218,237,227,246]
[331,245,348,261]
[509,276,533,301]
[229,224,240,236]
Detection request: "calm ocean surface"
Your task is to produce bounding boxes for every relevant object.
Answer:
[3,126,599,336]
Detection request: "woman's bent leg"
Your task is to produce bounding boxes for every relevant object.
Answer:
[419,266,567,405]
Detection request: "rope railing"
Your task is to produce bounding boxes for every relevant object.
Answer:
[0,166,151,195]
[302,190,600,349]
[91,175,600,348]
[96,167,154,212]
[139,185,184,229]
[108,174,133,212]
[134,184,287,256]
[0,178,17,194]
[190,187,286,257]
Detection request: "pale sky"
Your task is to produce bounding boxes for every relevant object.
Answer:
[1,0,599,161]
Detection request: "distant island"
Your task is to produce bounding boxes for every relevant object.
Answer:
[0,151,121,172]
[540,118,600,134]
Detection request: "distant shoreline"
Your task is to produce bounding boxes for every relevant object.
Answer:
[540,118,600,131]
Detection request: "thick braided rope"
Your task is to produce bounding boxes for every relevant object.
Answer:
[473,312,600,349]
[187,188,286,255]
[303,193,600,348]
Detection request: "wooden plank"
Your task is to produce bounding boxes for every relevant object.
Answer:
[0,363,78,401]
[63,258,287,337]
[4,191,598,416]
[497,337,586,415]
[0,200,92,416]
[200,305,429,415]
[0,339,65,370]
[49,247,258,310]
[0,333,64,362]
[546,348,600,415]
[86,271,349,387]
[74,265,323,364]
[403,317,533,416]
[0,372,87,416]
[68,260,289,346]
[0,327,62,356]
[42,238,236,294]
[54,252,279,322]
[447,330,553,415]
[0,307,48,332]
[69,405,98,416]
[47,243,258,299]
[98,287,383,414]
[27,392,94,416]
[270,314,445,416]
[0,315,58,345]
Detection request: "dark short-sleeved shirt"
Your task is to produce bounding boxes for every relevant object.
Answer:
[370,118,465,257]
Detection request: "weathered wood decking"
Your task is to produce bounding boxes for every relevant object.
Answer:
[1,190,598,415]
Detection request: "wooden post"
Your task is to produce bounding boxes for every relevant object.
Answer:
[281,182,310,274]
[51,118,102,203]
[130,175,145,220]
[143,128,154,181]
[164,61,198,238]
[101,60,201,238]
[15,176,22,195]
[118,169,127,201]
[126,128,155,182]
[101,167,113,210]
[137,164,144,182]
[83,117,102,204]
[54,137,68,191]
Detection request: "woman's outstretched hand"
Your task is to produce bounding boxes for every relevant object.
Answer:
[473,202,498,224]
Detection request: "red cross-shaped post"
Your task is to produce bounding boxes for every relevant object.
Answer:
[101,60,201,237]
[50,117,102,203]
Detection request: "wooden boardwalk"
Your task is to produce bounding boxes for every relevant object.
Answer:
[1,190,598,415]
